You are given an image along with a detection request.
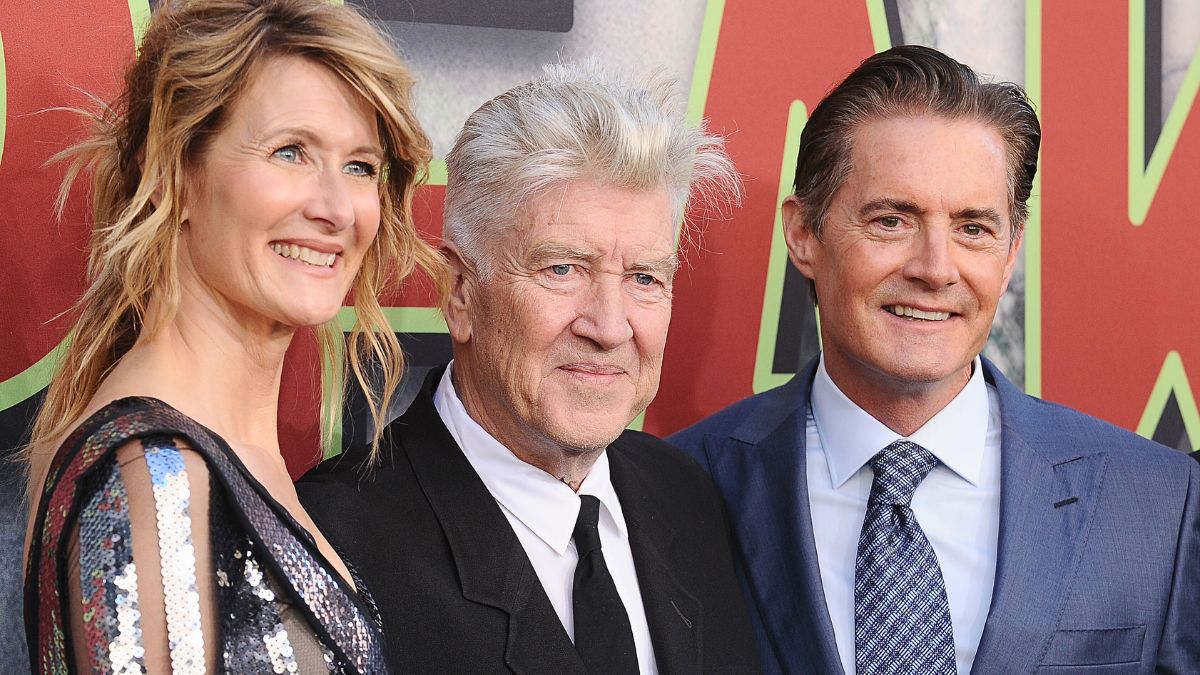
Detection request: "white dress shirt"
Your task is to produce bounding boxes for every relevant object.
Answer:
[808,356,1001,675]
[433,364,660,674]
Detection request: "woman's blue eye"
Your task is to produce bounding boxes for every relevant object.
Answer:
[551,264,572,275]
[345,161,378,178]
[273,145,301,162]
[633,273,656,286]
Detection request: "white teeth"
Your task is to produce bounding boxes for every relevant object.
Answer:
[887,305,950,321]
[270,242,336,267]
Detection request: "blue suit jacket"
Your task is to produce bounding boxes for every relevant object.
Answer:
[670,357,1200,674]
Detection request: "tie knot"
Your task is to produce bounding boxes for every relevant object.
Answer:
[868,440,938,507]
[573,494,603,556]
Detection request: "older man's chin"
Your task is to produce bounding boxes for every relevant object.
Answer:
[541,404,650,456]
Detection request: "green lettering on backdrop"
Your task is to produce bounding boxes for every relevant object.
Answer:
[1040,0,1200,449]
[1126,0,1200,445]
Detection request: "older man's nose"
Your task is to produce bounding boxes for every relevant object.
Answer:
[573,279,635,349]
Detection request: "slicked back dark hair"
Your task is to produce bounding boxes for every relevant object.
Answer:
[792,44,1040,240]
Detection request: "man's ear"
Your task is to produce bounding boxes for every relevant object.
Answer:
[1000,224,1025,294]
[782,195,818,280]
[441,243,474,345]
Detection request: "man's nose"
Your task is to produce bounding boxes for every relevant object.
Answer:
[903,226,961,288]
[572,276,635,350]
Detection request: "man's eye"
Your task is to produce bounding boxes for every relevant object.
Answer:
[962,223,985,236]
[550,264,573,276]
[633,273,657,286]
[879,216,902,228]
[273,145,301,163]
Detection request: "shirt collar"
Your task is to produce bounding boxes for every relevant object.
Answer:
[811,355,990,488]
[432,362,628,555]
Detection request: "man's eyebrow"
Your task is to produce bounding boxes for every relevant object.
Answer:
[952,207,1005,228]
[859,199,1006,229]
[629,254,681,278]
[524,242,601,264]
[859,198,925,218]
[525,242,679,277]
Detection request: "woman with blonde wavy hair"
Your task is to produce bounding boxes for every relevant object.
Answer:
[22,0,443,672]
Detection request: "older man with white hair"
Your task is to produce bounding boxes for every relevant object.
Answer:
[298,62,760,674]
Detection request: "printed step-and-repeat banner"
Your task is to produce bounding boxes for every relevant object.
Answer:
[5,0,1200,466]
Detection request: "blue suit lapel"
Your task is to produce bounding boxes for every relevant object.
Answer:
[705,358,844,674]
[971,360,1109,674]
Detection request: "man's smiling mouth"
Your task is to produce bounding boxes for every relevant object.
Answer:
[884,305,951,321]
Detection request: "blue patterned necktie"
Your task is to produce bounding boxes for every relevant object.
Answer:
[854,440,957,675]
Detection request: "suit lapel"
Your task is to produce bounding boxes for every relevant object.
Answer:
[971,361,1109,674]
[707,359,844,674]
[401,369,586,674]
[609,444,702,673]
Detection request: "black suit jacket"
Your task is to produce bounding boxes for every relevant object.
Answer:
[297,367,760,673]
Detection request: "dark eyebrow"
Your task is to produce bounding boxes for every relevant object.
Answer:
[859,198,925,219]
[860,199,1006,229]
[951,207,1005,228]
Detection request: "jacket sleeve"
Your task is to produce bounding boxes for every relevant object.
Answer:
[1155,457,1200,672]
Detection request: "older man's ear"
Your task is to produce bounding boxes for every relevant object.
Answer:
[441,244,474,344]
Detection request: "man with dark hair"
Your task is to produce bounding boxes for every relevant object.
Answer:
[672,45,1199,674]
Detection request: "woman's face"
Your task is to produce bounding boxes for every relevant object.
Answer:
[178,55,383,331]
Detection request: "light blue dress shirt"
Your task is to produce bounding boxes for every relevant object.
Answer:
[807,356,1002,675]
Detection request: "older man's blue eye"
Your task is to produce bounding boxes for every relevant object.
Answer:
[634,273,656,286]
[273,145,301,162]
[551,264,572,275]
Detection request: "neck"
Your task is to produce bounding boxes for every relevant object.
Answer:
[449,361,601,492]
[99,284,294,456]
[823,358,974,437]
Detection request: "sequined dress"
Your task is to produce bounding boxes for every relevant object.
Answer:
[25,397,389,674]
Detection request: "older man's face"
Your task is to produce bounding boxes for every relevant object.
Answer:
[785,115,1021,407]
[449,179,676,456]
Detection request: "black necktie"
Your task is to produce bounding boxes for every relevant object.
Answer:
[572,494,639,674]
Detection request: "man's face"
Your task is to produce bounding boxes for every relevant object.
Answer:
[447,179,676,459]
[785,115,1021,405]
